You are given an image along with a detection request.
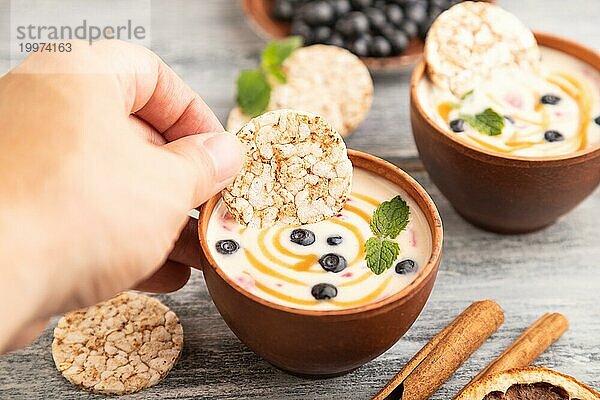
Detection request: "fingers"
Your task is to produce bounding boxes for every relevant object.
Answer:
[168,217,203,269]
[133,260,191,293]
[91,40,223,140]
[3,318,49,354]
[163,131,243,208]
[128,114,166,145]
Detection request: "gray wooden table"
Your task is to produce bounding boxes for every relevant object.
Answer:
[1,1,599,399]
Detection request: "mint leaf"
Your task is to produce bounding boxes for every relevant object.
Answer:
[365,237,400,275]
[370,195,410,239]
[261,36,302,83]
[236,69,271,117]
[460,108,505,136]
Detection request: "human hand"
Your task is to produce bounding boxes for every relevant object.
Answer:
[0,41,243,352]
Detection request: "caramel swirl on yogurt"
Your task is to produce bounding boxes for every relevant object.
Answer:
[207,169,432,311]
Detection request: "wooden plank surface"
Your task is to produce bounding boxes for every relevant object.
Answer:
[1,0,599,399]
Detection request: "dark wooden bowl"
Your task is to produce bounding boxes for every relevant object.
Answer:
[199,150,443,376]
[242,0,493,72]
[410,32,600,233]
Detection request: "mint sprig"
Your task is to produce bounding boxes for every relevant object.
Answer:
[460,108,505,136]
[365,237,400,275]
[370,195,410,239]
[236,37,302,117]
[365,196,410,275]
[261,36,302,84]
[237,70,271,118]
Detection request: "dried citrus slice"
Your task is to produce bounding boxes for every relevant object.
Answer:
[456,367,600,400]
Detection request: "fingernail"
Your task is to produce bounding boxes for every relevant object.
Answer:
[204,132,243,183]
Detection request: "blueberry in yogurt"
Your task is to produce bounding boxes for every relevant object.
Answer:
[319,253,348,273]
[540,94,561,105]
[327,235,343,246]
[290,228,316,246]
[449,119,465,133]
[311,283,338,300]
[395,259,418,274]
[544,130,565,143]
[215,240,240,255]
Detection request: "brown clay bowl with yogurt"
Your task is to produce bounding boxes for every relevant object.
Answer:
[411,32,600,233]
[198,149,443,376]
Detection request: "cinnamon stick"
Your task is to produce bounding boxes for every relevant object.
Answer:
[454,312,568,398]
[372,300,504,400]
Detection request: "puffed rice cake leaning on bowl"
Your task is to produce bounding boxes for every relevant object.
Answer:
[227,44,373,137]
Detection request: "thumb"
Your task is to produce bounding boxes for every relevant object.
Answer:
[163,132,243,208]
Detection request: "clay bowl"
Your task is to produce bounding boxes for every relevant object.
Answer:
[411,32,600,233]
[198,149,443,377]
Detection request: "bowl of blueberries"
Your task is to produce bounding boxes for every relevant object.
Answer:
[242,0,493,71]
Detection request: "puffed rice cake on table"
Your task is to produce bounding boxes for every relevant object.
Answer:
[424,1,541,97]
[222,109,353,229]
[226,44,373,137]
[51,292,183,395]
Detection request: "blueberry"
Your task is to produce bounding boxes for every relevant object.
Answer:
[271,0,295,21]
[540,94,561,105]
[327,235,343,245]
[404,1,427,24]
[319,253,348,273]
[395,259,418,274]
[595,115,600,126]
[326,32,345,47]
[347,35,372,56]
[314,25,333,43]
[382,27,409,54]
[385,4,405,26]
[311,283,338,300]
[544,130,565,142]
[335,11,370,38]
[364,7,387,32]
[301,1,335,26]
[351,0,373,9]
[369,35,392,57]
[291,20,314,44]
[330,0,352,17]
[215,239,240,255]
[398,19,418,38]
[449,119,465,133]
[290,228,316,246]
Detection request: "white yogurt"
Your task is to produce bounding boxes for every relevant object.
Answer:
[207,168,433,311]
[418,47,600,157]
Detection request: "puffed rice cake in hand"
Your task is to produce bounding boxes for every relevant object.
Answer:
[222,109,353,228]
